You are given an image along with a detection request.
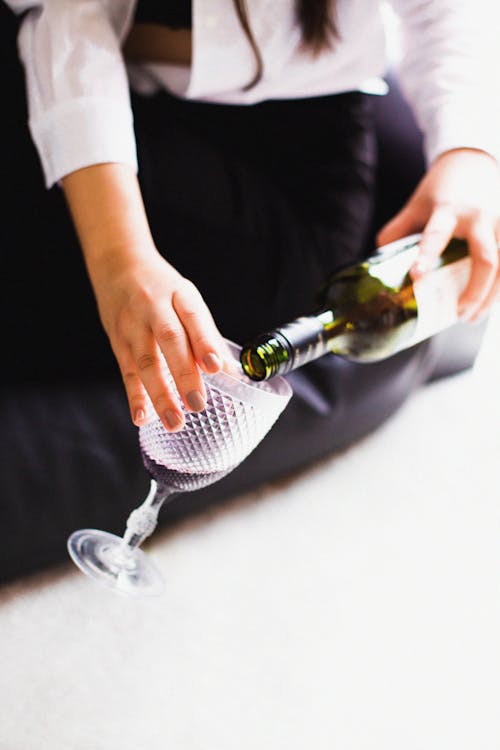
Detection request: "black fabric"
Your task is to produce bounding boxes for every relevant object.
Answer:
[134,0,192,28]
[0,5,488,584]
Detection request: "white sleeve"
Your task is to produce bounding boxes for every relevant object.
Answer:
[388,0,500,165]
[8,0,137,188]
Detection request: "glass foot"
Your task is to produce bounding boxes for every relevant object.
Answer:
[67,529,164,597]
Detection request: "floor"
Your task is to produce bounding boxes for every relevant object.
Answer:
[1,308,499,750]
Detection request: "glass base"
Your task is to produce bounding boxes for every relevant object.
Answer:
[67,529,164,597]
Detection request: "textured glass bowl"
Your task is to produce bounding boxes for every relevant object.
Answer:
[68,340,293,596]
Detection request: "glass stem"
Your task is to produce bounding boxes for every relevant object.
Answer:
[120,479,177,553]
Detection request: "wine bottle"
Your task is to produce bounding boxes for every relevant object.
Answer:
[240,233,471,381]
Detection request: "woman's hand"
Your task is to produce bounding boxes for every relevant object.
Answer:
[62,163,227,433]
[377,148,500,321]
[93,250,226,432]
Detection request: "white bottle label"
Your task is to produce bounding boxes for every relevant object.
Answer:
[404,256,471,349]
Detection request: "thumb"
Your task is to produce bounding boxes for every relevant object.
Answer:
[376,205,421,248]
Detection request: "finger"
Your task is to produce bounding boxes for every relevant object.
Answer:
[151,307,208,414]
[459,223,499,319]
[172,281,226,374]
[115,345,150,426]
[469,272,500,322]
[376,205,422,247]
[410,205,457,279]
[130,336,186,433]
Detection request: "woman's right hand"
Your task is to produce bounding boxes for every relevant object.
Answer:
[62,163,227,432]
[93,249,227,432]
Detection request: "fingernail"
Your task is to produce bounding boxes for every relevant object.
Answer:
[469,309,489,325]
[414,260,431,275]
[164,410,183,430]
[133,408,146,425]
[203,352,221,372]
[186,390,206,412]
[458,304,472,321]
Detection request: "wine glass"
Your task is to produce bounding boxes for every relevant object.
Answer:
[67,340,293,596]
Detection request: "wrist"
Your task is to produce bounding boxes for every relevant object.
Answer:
[62,162,157,264]
[85,237,162,287]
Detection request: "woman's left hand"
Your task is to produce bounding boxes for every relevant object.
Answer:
[377,147,500,322]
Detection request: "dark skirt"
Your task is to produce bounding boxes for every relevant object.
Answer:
[0,5,485,582]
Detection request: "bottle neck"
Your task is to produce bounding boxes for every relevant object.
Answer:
[241,312,340,380]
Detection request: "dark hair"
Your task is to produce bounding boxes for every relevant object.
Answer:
[233,0,338,90]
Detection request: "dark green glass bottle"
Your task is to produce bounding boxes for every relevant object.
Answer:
[240,234,470,381]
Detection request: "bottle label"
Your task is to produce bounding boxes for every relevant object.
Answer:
[404,256,471,349]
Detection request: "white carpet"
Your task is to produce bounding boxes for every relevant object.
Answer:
[1,309,499,750]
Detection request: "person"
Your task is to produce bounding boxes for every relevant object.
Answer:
[3,0,500,427]
[0,1,499,580]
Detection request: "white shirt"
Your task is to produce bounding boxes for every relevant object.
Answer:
[6,0,500,189]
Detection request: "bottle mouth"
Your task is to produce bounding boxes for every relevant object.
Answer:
[240,335,290,381]
[240,346,268,380]
[207,339,293,402]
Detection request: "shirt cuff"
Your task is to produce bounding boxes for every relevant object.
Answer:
[29,96,138,189]
[422,95,500,167]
